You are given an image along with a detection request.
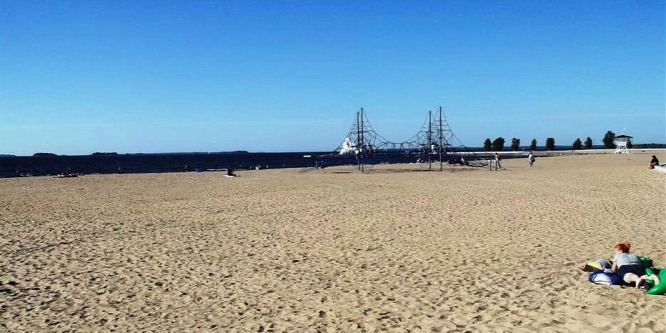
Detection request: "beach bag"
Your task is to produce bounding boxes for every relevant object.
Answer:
[584,259,613,271]
[596,259,612,270]
[588,270,621,285]
[639,256,653,268]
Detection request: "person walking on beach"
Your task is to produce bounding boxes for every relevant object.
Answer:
[494,152,502,169]
[528,152,535,167]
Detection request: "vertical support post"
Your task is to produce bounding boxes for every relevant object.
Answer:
[356,110,361,171]
[428,110,432,170]
[360,108,365,172]
[439,106,443,171]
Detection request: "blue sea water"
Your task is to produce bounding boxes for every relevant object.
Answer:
[0,152,331,178]
[0,145,610,178]
[0,151,467,178]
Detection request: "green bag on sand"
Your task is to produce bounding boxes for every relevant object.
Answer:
[639,257,666,295]
[647,268,666,296]
[644,268,656,287]
[639,256,653,268]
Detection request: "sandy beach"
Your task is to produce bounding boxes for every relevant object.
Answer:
[1,152,664,332]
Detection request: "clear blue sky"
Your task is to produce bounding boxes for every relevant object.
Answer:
[1,0,664,155]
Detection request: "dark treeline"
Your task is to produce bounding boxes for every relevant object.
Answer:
[481,130,662,151]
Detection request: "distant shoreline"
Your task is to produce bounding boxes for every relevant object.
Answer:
[5,147,666,158]
[3,149,664,179]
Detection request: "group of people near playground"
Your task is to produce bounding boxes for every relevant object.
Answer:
[491,152,536,169]
[580,241,665,295]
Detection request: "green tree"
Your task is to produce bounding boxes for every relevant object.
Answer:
[510,138,521,150]
[483,138,492,151]
[584,137,593,149]
[572,138,582,150]
[602,130,616,148]
[530,138,537,151]
[546,138,555,150]
[492,137,505,151]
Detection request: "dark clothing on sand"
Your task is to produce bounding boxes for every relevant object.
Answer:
[617,265,646,280]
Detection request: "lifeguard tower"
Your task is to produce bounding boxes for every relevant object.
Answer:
[613,134,633,154]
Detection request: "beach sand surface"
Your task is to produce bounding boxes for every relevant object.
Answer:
[1,153,665,332]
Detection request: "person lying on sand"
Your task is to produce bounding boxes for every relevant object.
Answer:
[611,241,660,288]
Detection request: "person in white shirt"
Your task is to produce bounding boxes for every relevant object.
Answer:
[527,152,535,167]
[494,152,502,169]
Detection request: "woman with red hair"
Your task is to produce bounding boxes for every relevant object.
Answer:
[611,241,656,288]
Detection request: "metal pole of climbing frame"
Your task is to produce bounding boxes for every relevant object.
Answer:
[356,109,361,171]
[428,110,432,170]
[360,108,365,172]
[439,106,443,171]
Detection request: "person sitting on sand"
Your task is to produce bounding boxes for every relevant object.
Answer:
[649,155,660,169]
[226,168,237,177]
[611,241,659,288]
[56,168,77,177]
